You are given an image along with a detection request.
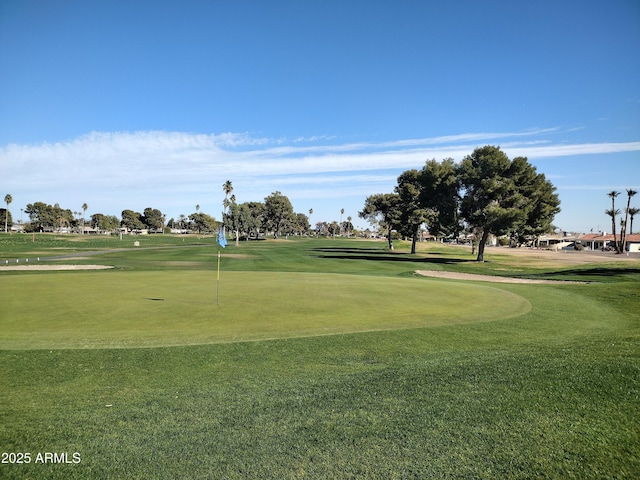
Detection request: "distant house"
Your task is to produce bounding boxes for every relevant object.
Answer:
[538,233,579,250]
[578,233,640,252]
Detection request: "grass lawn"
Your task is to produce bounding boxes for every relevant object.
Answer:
[0,234,639,478]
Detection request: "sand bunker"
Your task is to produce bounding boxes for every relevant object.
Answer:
[0,265,114,271]
[415,270,587,284]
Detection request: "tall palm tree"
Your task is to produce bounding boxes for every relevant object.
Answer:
[607,191,620,253]
[4,194,12,233]
[223,181,233,210]
[222,180,233,235]
[82,203,88,234]
[628,207,640,235]
[605,209,620,251]
[620,189,637,252]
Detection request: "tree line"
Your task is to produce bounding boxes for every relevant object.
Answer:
[1,189,317,238]
[360,145,561,261]
[223,190,311,241]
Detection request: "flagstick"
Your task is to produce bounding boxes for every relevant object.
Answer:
[216,250,221,305]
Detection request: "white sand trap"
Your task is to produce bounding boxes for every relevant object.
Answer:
[416,270,587,284]
[0,265,114,271]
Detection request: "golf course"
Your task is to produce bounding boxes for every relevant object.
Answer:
[1,233,639,478]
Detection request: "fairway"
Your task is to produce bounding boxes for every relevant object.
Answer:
[1,237,638,479]
[0,270,529,349]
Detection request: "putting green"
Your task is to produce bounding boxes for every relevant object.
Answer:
[0,271,530,349]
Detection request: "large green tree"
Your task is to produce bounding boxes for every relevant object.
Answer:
[418,158,460,239]
[396,169,432,254]
[25,202,73,232]
[245,201,265,238]
[294,212,310,236]
[226,200,255,244]
[189,212,217,234]
[507,156,561,246]
[91,213,120,232]
[359,193,402,250]
[142,207,165,232]
[264,191,294,238]
[458,146,559,262]
[121,209,144,231]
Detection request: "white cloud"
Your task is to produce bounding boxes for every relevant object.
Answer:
[5,129,639,184]
[2,128,639,224]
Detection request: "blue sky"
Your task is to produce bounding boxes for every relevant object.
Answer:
[1,0,639,232]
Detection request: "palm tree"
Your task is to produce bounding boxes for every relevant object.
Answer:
[340,208,344,236]
[223,181,233,211]
[628,207,640,235]
[222,180,233,235]
[82,203,88,234]
[607,191,620,253]
[620,189,637,252]
[4,194,12,233]
[605,209,620,251]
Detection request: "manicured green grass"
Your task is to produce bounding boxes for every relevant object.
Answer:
[0,270,529,349]
[0,234,639,478]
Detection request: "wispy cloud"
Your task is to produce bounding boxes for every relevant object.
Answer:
[556,184,640,191]
[2,128,639,221]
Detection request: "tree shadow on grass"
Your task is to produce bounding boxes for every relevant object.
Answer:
[311,247,390,254]
[310,247,471,265]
